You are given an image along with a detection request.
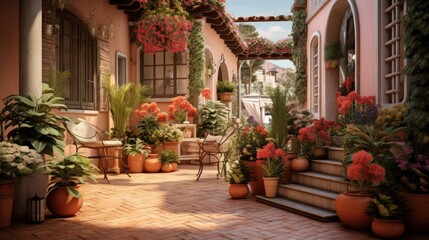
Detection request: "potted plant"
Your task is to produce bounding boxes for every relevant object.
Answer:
[135,102,169,150]
[290,128,314,172]
[0,141,44,228]
[227,159,251,199]
[216,81,236,103]
[197,100,229,136]
[151,124,183,154]
[324,41,343,68]
[366,186,406,239]
[258,143,286,198]
[167,96,197,124]
[45,153,99,217]
[159,150,179,173]
[123,138,151,173]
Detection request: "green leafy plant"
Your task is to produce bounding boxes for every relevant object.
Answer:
[261,157,284,178]
[197,100,229,136]
[187,19,205,107]
[324,41,344,61]
[291,1,307,104]
[159,149,179,164]
[217,81,236,93]
[0,85,68,156]
[123,138,151,157]
[102,74,148,140]
[42,66,70,98]
[366,184,405,220]
[151,124,183,144]
[267,86,291,147]
[46,153,99,198]
[227,160,251,184]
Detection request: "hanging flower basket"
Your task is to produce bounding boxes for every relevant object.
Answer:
[136,1,193,54]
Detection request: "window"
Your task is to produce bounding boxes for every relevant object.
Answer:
[116,52,127,85]
[56,10,98,110]
[140,51,189,98]
[381,0,406,104]
[310,35,320,116]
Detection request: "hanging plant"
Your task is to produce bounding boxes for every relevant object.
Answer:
[136,0,193,53]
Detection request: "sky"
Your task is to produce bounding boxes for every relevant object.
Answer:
[225,0,295,69]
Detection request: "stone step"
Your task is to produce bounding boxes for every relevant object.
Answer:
[310,159,344,177]
[278,183,338,211]
[291,171,350,193]
[256,195,338,222]
[326,146,345,162]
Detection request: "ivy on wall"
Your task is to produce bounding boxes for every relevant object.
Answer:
[291,0,307,104]
[187,19,205,108]
[404,0,429,152]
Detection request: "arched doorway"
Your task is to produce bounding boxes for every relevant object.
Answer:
[323,0,359,121]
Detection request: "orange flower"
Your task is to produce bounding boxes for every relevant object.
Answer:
[201,88,211,99]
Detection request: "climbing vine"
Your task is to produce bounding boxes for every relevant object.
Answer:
[187,19,205,108]
[404,0,429,152]
[291,0,307,104]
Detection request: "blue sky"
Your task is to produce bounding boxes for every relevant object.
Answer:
[226,0,295,69]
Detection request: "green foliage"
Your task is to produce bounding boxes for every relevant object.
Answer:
[43,66,70,97]
[151,124,183,144]
[267,86,291,147]
[324,41,344,61]
[46,153,99,198]
[291,1,307,104]
[123,138,150,157]
[0,85,68,156]
[102,74,149,140]
[227,160,251,184]
[137,114,159,144]
[159,149,179,164]
[404,0,429,153]
[188,20,205,108]
[217,81,236,93]
[261,158,284,178]
[197,100,229,136]
[366,184,405,220]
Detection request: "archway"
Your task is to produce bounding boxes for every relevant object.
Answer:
[323,0,359,121]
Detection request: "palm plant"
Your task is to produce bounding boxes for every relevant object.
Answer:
[102,74,149,140]
[227,160,251,184]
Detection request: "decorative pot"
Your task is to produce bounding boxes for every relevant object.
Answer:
[401,192,429,232]
[127,154,145,173]
[148,144,158,154]
[171,162,178,172]
[46,186,83,217]
[371,218,404,239]
[144,154,161,173]
[228,184,249,199]
[0,179,15,228]
[263,177,279,198]
[161,163,172,172]
[335,191,373,230]
[219,92,233,102]
[311,147,326,159]
[245,160,265,196]
[106,147,122,174]
[162,142,180,155]
[290,157,309,172]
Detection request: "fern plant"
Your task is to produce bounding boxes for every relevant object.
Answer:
[227,160,251,184]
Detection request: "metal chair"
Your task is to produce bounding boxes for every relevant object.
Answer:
[63,118,129,183]
[196,122,239,180]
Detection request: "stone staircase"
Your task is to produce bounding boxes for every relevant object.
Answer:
[256,147,350,222]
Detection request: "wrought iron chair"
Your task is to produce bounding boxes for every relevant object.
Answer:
[196,122,240,181]
[63,118,129,184]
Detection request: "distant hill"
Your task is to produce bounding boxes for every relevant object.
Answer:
[263,61,286,74]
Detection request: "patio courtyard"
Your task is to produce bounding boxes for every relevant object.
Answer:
[1,165,427,240]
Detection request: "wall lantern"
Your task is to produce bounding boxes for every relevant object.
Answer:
[27,194,45,224]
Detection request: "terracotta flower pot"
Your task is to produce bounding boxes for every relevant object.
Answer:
[46,186,83,217]
[311,147,326,159]
[335,191,373,230]
[245,160,266,196]
[161,163,172,172]
[0,179,15,228]
[219,92,233,102]
[290,157,309,172]
[127,154,145,173]
[371,218,404,239]
[401,191,429,232]
[144,154,161,173]
[263,177,279,198]
[171,162,178,171]
[162,142,180,155]
[228,184,249,199]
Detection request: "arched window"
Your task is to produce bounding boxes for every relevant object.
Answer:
[140,51,188,98]
[380,0,407,104]
[56,10,98,110]
[310,35,320,117]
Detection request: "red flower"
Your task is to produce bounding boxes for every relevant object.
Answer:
[201,88,211,99]
[347,150,385,191]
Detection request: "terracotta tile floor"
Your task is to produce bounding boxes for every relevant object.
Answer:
[0,165,427,240]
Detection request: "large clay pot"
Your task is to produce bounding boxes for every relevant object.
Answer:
[144,154,161,173]
[162,142,180,154]
[161,163,172,172]
[335,191,373,230]
[171,162,178,172]
[311,147,326,159]
[290,157,309,172]
[46,186,83,217]
[228,184,249,199]
[0,179,15,228]
[263,177,279,198]
[401,192,429,232]
[127,154,145,173]
[245,160,266,196]
[219,92,233,102]
[371,218,404,239]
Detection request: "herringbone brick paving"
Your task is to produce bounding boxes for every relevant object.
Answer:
[0,165,427,239]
